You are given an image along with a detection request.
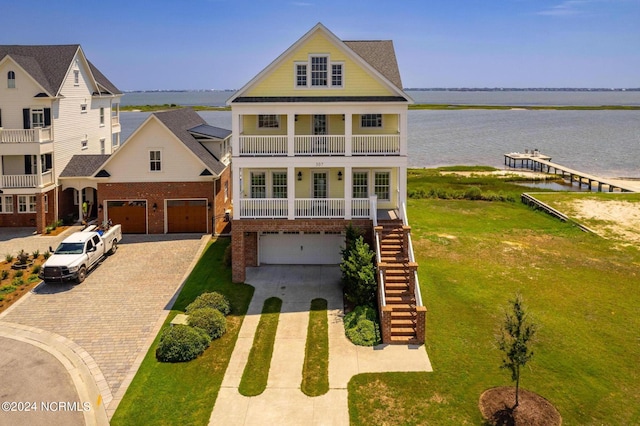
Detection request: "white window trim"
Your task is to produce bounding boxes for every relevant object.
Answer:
[7,70,16,89]
[17,195,37,213]
[100,138,106,155]
[257,115,280,129]
[352,170,370,199]
[249,170,267,199]
[99,107,105,126]
[149,149,162,172]
[0,195,14,214]
[74,70,80,86]
[360,114,384,129]
[311,169,330,198]
[271,170,288,199]
[294,55,344,90]
[373,170,392,202]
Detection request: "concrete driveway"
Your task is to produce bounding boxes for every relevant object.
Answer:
[210,265,432,426]
[0,233,209,421]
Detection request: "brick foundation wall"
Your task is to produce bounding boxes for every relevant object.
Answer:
[213,166,232,235]
[231,218,372,282]
[98,181,215,234]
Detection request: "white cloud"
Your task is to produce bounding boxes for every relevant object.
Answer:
[537,0,592,16]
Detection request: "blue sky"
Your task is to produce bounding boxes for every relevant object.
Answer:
[3,0,639,90]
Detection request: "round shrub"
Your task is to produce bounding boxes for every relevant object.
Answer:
[343,305,381,347]
[185,292,231,316]
[188,307,227,339]
[155,324,210,363]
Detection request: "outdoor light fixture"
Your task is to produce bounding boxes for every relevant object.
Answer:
[153,202,157,212]
[208,202,212,209]
[297,171,302,181]
[98,204,103,211]
[337,171,343,180]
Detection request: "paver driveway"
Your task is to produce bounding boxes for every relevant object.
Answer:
[0,234,207,416]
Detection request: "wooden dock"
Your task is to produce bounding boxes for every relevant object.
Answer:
[504,152,637,193]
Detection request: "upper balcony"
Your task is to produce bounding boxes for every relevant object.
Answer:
[238,134,400,156]
[0,127,54,155]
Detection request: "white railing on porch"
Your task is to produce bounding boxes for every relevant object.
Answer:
[352,135,400,155]
[351,198,370,218]
[295,198,345,218]
[295,136,345,155]
[2,174,38,188]
[0,128,52,143]
[239,136,287,155]
[240,198,288,218]
[401,202,423,307]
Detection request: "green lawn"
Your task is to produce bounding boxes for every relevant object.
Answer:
[349,183,640,424]
[111,238,254,426]
[301,298,329,396]
[238,297,282,396]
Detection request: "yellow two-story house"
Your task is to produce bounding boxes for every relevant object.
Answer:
[229,23,424,343]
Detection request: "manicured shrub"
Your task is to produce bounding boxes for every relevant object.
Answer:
[1,284,18,295]
[188,307,227,339]
[14,270,23,278]
[27,274,40,283]
[11,277,23,286]
[32,250,40,260]
[5,254,14,263]
[341,236,377,308]
[155,324,211,363]
[32,264,41,275]
[185,291,231,316]
[343,305,381,346]
[43,251,51,260]
[1,270,8,281]
[464,186,482,200]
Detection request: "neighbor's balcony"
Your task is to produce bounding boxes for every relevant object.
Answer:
[1,171,53,189]
[0,127,52,144]
[238,134,400,157]
[238,197,374,219]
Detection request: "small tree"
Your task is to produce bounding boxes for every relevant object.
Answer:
[496,293,537,408]
[340,236,376,307]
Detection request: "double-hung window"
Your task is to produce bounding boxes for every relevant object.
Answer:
[361,114,382,128]
[0,195,14,213]
[374,172,390,201]
[18,195,37,213]
[311,56,328,86]
[258,115,279,129]
[149,150,161,171]
[272,172,287,198]
[31,109,45,128]
[100,107,105,125]
[250,172,266,198]
[296,64,307,87]
[7,71,16,88]
[331,64,343,87]
[352,172,369,199]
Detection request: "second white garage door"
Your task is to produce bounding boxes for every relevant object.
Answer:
[259,232,344,265]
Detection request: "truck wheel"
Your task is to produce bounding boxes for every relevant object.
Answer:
[109,240,118,255]
[77,266,86,284]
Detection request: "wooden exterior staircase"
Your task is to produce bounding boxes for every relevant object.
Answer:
[375,216,426,344]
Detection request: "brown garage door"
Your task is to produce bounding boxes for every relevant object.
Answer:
[167,200,207,233]
[107,201,147,234]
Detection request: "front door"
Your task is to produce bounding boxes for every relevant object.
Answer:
[312,171,328,216]
[313,115,327,153]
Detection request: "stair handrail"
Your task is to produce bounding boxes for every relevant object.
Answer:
[401,202,423,308]
[375,229,386,307]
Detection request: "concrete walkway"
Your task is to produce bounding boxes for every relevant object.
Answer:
[209,265,432,426]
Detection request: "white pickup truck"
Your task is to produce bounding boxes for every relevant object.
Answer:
[39,224,122,284]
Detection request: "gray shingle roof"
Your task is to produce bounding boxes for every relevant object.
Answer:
[60,155,111,177]
[189,124,232,140]
[154,109,227,176]
[0,45,121,96]
[343,40,403,90]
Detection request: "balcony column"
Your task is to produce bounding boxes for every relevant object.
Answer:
[231,112,240,157]
[344,113,352,156]
[287,113,295,157]
[287,166,295,220]
[399,111,408,156]
[344,165,352,219]
[232,165,241,220]
[36,154,43,187]
[398,166,407,209]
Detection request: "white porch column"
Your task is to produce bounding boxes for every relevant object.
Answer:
[287,165,295,220]
[344,113,352,156]
[398,166,407,210]
[399,111,408,156]
[231,112,240,157]
[287,113,295,157]
[232,165,241,220]
[36,154,43,187]
[344,165,352,219]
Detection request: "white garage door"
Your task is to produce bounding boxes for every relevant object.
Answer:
[259,232,344,265]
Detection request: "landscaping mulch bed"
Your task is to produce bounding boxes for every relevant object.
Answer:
[0,257,46,314]
[479,387,562,426]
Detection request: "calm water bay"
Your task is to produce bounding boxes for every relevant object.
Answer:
[119,91,640,178]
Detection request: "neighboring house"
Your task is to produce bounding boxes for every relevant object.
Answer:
[59,108,232,235]
[0,45,122,232]
[228,23,424,343]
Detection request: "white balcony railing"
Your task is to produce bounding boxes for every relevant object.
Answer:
[239,136,287,156]
[352,135,400,155]
[2,174,38,188]
[111,116,119,126]
[0,128,52,144]
[295,136,345,155]
[238,198,375,219]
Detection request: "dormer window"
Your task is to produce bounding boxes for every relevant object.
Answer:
[295,55,343,88]
[7,71,16,88]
